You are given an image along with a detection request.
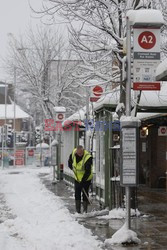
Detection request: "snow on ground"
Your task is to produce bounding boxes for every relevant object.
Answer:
[98,207,141,220]
[0,167,102,250]
[105,222,141,245]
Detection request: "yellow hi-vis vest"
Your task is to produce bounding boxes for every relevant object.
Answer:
[72,148,93,182]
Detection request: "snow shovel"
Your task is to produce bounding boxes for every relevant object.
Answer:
[72,169,92,205]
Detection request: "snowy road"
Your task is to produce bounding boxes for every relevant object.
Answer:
[0,167,102,250]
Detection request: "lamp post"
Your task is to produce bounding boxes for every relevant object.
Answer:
[13,66,16,168]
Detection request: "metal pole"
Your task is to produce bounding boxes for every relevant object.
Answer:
[5,82,7,149]
[53,165,56,183]
[57,131,61,181]
[2,126,4,169]
[85,87,90,151]
[125,15,132,230]
[13,66,16,168]
[126,16,131,117]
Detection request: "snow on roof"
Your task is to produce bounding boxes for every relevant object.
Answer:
[127,9,164,27]
[94,87,120,109]
[94,84,167,109]
[63,85,167,123]
[53,106,66,113]
[0,104,30,119]
[63,105,93,125]
[66,107,86,122]
[84,79,104,87]
[139,84,167,107]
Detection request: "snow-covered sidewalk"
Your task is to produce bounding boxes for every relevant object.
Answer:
[0,167,102,250]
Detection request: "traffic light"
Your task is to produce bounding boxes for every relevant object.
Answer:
[35,127,41,145]
[6,124,13,147]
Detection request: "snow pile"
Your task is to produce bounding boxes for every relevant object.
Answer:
[99,208,140,219]
[111,176,120,181]
[105,222,141,245]
[0,168,102,250]
[74,209,109,219]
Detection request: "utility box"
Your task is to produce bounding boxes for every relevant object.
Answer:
[120,118,141,186]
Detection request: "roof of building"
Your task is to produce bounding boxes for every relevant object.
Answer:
[0,104,30,119]
[94,84,167,111]
[64,84,167,124]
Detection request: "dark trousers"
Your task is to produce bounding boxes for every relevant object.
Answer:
[74,180,91,202]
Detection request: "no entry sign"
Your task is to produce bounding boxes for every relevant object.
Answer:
[158,126,167,136]
[55,113,65,122]
[90,85,103,102]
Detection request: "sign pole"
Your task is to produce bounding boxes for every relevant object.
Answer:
[125,14,132,230]
[85,87,90,151]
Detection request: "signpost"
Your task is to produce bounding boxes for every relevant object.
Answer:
[53,106,66,181]
[122,9,164,233]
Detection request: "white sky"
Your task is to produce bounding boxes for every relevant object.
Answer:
[0,0,49,81]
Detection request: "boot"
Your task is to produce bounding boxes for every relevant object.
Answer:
[83,201,88,213]
[75,200,81,213]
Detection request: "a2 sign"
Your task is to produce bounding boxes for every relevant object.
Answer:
[138,31,156,50]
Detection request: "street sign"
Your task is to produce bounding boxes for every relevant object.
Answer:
[28,149,34,156]
[134,28,160,53]
[120,119,140,186]
[133,82,160,91]
[158,126,167,136]
[54,106,66,122]
[138,31,156,50]
[121,128,137,185]
[15,149,25,166]
[133,28,160,90]
[15,158,24,166]
[90,85,103,102]
[55,112,65,122]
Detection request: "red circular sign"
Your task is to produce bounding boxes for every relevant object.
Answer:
[161,127,166,134]
[58,113,64,120]
[93,85,103,97]
[138,31,156,50]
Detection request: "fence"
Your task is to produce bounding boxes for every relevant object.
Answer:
[0,147,51,168]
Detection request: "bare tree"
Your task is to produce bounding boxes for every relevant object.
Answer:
[5,25,85,124]
[37,0,160,106]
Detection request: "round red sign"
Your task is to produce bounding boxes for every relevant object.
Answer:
[138,31,156,50]
[93,85,103,97]
[57,113,64,120]
[161,127,166,134]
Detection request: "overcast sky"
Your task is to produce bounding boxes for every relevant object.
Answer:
[0,0,52,81]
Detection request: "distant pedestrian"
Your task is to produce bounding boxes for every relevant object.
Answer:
[68,145,93,213]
